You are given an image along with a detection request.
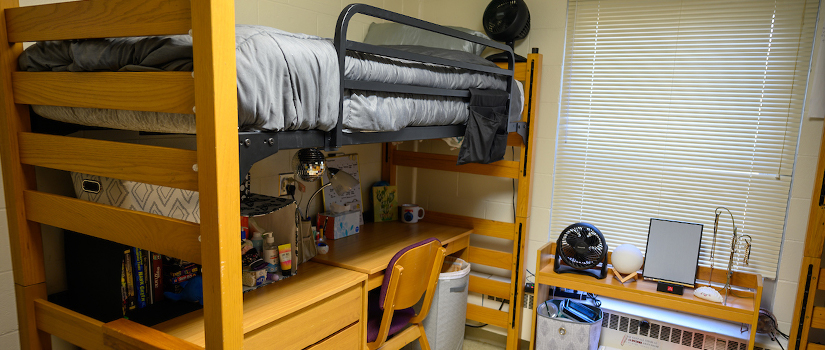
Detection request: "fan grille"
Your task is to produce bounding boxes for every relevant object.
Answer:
[559,224,605,269]
[482,0,530,42]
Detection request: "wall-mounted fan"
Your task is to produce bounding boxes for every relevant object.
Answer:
[482,0,531,62]
[554,223,608,279]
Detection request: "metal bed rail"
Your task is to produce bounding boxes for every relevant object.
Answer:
[331,3,516,151]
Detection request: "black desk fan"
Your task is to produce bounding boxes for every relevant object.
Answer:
[554,223,609,279]
[482,0,531,62]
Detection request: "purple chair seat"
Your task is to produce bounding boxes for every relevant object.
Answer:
[367,307,416,343]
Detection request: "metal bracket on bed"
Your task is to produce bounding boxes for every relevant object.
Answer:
[510,121,528,145]
[238,132,281,183]
[238,131,330,183]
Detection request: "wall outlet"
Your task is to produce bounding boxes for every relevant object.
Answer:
[278,173,295,196]
[522,292,533,310]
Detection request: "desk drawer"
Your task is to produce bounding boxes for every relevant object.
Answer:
[244,284,362,350]
[305,322,360,350]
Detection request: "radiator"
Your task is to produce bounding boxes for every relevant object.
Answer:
[596,297,784,350]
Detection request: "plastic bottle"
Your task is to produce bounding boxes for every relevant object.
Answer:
[261,232,280,279]
[251,231,263,255]
[241,216,249,240]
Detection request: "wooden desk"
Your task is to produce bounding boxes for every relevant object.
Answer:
[154,262,367,350]
[312,221,472,290]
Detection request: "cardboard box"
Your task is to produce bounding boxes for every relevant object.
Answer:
[317,210,361,240]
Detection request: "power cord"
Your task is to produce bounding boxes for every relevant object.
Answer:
[586,293,601,307]
[525,269,535,284]
[756,309,788,350]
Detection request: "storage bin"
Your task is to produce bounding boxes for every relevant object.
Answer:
[71,171,201,223]
[406,257,471,350]
[70,172,253,224]
[535,300,602,350]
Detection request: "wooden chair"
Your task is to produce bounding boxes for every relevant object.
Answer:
[366,238,446,350]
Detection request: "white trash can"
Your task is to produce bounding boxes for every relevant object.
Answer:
[406,257,471,350]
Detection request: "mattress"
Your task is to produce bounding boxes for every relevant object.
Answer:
[20,25,522,134]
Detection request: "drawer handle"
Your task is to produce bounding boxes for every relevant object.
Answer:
[81,179,101,194]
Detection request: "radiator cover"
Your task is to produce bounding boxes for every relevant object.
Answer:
[595,297,783,350]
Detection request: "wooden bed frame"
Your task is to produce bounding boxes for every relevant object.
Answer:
[0,1,542,349]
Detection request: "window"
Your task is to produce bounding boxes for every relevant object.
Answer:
[551,0,818,277]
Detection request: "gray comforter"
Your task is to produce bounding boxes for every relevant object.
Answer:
[20,25,518,133]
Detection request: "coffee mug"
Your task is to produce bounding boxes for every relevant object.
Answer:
[401,204,425,223]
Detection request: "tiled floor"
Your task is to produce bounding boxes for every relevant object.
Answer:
[463,339,505,350]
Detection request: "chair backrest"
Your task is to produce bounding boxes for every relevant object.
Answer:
[379,238,444,312]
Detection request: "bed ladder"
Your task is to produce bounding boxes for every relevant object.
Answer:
[382,52,542,350]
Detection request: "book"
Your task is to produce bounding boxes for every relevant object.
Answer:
[121,259,128,315]
[166,264,200,279]
[132,248,148,308]
[123,249,136,311]
[143,250,152,305]
[169,273,198,284]
[151,252,164,303]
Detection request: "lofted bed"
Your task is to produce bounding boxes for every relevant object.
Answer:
[0,0,542,349]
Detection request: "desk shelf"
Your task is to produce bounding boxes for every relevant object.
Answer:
[530,241,763,350]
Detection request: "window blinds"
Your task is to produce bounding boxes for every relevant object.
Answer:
[552,0,818,277]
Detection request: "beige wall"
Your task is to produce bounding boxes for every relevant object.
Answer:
[771,5,825,332]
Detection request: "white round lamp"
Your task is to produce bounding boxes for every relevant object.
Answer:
[611,244,644,275]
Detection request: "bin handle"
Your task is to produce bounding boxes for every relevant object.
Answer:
[449,282,467,293]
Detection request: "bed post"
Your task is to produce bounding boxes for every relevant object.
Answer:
[190,0,243,349]
[506,52,541,350]
[382,143,397,185]
[0,0,51,349]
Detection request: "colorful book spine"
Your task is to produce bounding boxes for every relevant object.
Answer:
[143,250,152,305]
[151,253,164,303]
[169,273,198,284]
[123,249,136,311]
[167,265,200,278]
[132,248,148,309]
[121,259,128,315]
